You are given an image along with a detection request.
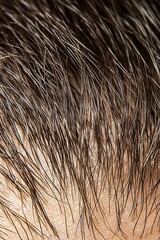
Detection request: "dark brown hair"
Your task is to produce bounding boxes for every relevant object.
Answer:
[0,0,160,239]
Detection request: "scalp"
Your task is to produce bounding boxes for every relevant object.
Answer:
[0,0,160,239]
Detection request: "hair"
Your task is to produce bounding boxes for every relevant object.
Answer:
[0,0,160,239]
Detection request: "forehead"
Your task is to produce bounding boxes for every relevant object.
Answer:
[0,122,160,240]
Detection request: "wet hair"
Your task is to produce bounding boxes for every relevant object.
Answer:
[0,0,160,239]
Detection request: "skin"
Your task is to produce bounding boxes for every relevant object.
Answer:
[0,127,159,240]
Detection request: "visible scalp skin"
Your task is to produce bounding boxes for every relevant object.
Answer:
[0,0,160,239]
